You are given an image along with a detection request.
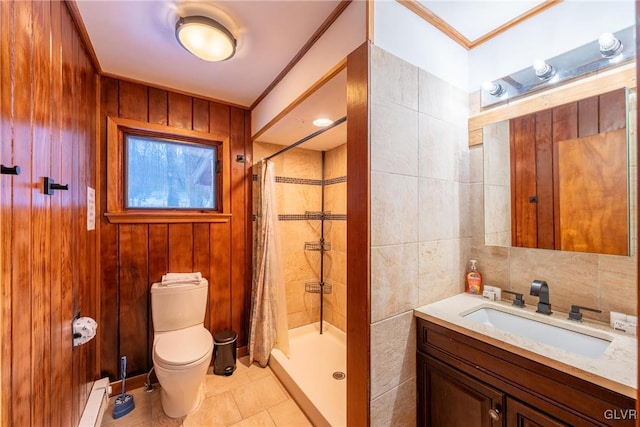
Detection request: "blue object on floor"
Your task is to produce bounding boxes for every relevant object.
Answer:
[113,356,135,419]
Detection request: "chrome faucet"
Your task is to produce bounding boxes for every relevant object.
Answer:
[530,280,552,315]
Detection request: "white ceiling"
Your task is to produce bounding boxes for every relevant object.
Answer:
[75,0,341,108]
[75,0,563,152]
[420,0,546,42]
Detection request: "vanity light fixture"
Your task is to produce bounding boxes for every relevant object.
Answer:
[312,118,334,127]
[175,16,236,62]
[533,59,555,80]
[479,26,634,108]
[481,81,505,97]
[598,32,623,58]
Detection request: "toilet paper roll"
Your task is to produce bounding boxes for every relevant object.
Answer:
[73,317,98,347]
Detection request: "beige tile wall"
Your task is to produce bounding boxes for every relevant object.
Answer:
[253,142,347,332]
[469,89,638,321]
[324,143,348,332]
[368,45,470,424]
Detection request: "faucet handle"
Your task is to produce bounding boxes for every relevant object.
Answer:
[502,290,525,307]
[568,305,602,322]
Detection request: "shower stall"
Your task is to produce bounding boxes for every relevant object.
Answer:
[252,124,347,426]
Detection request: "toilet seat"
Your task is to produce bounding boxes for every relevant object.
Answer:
[154,325,213,368]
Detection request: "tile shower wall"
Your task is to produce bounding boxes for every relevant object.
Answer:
[324,144,348,332]
[368,45,470,426]
[468,89,638,321]
[253,142,347,331]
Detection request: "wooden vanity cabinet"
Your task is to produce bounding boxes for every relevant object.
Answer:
[416,318,636,427]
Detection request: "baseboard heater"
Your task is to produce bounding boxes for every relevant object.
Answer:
[78,377,111,427]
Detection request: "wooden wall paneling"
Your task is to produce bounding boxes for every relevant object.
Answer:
[0,0,12,424]
[118,224,150,376]
[99,79,251,384]
[168,92,193,130]
[209,221,232,332]
[148,224,169,284]
[578,96,599,137]
[243,109,252,351]
[209,102,231,136]
[118,81,148,121]
[534,111,554,249]
[599,89,627,132]
[70,21,87,422]
[49,2,65,425]
[31,2,52,425]
[193,98,210,133]
[168,223,194,272]
[148,87,168,125]
[346,41,370,426]
[0,1,97,423]
[230,107,248,344]
[70,26,82,422]
[510,115,538,248]
[193,223,211,328]
[147,224,169,366]
[99,77,120,380]
[12,2,34,425]
[551,103,578,249]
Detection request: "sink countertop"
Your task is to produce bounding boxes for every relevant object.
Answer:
[414,293,637,399]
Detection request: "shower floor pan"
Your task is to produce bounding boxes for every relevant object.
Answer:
[270,321,346,427]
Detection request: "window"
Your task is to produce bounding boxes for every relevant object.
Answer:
[125,135,218,210]
[106,116,230,224]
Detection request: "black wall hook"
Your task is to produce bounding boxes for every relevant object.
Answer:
[1,164,20,175]
[44,177,69,195]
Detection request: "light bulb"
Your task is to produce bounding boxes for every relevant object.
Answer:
[598,32,623,58]
[533,59,555,80]
[481,81,504,96]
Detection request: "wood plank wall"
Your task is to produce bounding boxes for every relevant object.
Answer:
[0,1,98,426]
[99,77,252,381]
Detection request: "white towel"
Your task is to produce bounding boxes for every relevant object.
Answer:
[161,278,202,287]
[162,272,202,282]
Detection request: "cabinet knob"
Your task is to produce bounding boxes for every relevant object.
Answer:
[489,408,501,421]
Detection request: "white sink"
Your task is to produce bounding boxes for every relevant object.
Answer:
[463,307,612,358]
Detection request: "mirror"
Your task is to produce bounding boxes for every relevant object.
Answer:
[483,88,634,256]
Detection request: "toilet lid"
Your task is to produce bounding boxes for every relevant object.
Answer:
[154,326,213,366]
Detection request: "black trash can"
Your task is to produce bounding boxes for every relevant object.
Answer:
[213,330,237,376]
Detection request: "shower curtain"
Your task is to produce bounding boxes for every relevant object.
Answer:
[249,159,290,367]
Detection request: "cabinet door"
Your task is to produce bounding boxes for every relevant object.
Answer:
[418,353,505,427]
[506,397,569,427]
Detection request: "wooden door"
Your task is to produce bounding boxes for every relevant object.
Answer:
[418,353,505,427]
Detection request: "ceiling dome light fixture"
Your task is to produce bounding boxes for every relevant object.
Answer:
[598,32,623,58]
[312,118,334,127]
[175,16,236,62]
[533,59,555,80]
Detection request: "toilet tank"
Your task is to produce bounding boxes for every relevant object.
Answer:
[151,280,209,332]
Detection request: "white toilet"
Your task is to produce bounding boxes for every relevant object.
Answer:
[151,280,213,418]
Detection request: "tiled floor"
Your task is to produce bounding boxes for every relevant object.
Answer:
[101,356,312,427]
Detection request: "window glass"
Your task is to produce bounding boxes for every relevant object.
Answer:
[125,135,217,209]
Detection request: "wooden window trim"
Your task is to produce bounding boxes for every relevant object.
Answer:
[106,116,231,224]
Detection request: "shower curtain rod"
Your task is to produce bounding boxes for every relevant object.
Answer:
[264,116,347,161]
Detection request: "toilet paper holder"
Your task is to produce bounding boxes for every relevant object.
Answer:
[73,313,98,347]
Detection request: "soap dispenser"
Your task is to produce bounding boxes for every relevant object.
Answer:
[465,259,483,295]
